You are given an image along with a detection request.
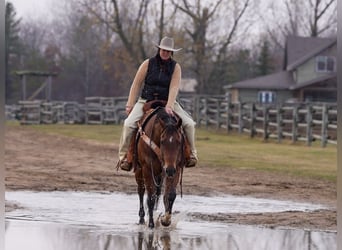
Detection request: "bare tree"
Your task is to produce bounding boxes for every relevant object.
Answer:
[308,0,336,37]
[5,2,22,103]
[171,0,251,94]
[78,0,156,67]
[261,0,337,50]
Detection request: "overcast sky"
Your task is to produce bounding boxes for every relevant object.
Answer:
[6,0,55,20]
[7,0,272,21]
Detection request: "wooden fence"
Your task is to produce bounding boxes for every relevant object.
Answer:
[178,95,337,147]
[8,95,337,147]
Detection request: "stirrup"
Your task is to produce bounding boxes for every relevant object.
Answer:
[186,156,197,168]
[117,159,132,171]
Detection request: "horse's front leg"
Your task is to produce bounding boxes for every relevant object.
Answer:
[161,186,176,227]
[161,173,180,227]
[135,168,145,225]
[154,174,163,210]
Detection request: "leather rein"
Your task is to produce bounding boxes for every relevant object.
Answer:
[137,107,163,162]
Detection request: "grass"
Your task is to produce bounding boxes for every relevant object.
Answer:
[6,121,337,181]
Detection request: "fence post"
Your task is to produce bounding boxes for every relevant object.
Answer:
[321,104,328,147]
[226,98,231,133]
[306,104,313,146]
[292,105,298,143]
[204,97,209,129]
[216,98,220,130]
[194,95,200,125]
[238,102,243,134]
[263,105,269,141]
[276,104,283,143]
[249,103,255,138]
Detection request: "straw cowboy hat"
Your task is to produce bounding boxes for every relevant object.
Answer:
[155,36,182,52]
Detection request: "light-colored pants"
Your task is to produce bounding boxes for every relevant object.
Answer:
[118,98,197,160]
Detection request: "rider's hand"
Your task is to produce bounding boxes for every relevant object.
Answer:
[125,106,133,115]
[165,106,174,116]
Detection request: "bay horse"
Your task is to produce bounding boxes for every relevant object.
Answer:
[134,104,186,229]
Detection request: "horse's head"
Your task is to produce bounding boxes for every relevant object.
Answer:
[157,109,183,178]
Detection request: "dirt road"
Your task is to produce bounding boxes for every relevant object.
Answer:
[5,126,336,231]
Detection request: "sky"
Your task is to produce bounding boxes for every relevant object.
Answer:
[8,0,273,23]
[6,0,55,20]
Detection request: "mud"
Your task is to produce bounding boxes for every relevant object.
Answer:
[5,126,336,231]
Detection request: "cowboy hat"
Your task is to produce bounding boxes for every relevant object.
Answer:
[155,36,182,52]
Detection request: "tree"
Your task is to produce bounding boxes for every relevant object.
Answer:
[208,49,254,94]
[172,0,251,94]
[80,0,150,66]
[255,38,274,76]
[307,0,336,37]
[5,2,21,103]
[171,0,221,94]
[262,0,337,50]
[76,0,182,96]
[51,3,113,101]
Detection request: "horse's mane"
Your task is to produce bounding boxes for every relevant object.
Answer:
[156,108,179,128]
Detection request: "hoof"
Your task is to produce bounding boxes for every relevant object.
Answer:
[160,213,171,227]
[148,221,154,229]
[161,219,171,227]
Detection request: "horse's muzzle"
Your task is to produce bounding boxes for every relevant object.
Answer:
[165,166,176,177]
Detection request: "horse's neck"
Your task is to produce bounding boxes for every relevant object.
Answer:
[140,108,159,129]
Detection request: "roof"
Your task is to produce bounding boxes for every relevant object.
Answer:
[289,73,336,90]
[224,71,295,90]
[224,36,337,92]
[285,36,336,70]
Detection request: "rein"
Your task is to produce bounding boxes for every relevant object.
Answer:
[138,108,163,188]
[138,125,162,162]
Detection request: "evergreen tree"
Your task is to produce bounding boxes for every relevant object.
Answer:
[255,39,274,76]
[5,2,21,103]
[207,49,254,95]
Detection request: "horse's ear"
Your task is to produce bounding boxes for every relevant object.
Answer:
[159,117,166,127]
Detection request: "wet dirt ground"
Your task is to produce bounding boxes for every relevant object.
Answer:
[4,126,336,231]
[5,191,336,250]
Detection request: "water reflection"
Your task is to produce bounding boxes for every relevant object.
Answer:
[5,191,336,250]
[5,220,336,250]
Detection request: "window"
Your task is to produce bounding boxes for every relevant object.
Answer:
[316,56,335,72]
[258,91,276,103]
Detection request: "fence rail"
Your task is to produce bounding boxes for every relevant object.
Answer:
[6,95,337,147]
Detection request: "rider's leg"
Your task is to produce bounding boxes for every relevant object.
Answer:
[173,102,198,167]
[117,99,145,171]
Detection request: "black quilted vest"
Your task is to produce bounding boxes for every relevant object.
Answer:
[141,54,176,101]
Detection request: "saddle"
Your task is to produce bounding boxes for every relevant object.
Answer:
[126,100,191,170]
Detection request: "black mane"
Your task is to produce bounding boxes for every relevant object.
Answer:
[157,108,178,127]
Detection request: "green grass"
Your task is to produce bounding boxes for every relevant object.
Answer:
[6,121,337,181]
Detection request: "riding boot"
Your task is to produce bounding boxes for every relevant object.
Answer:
[117,126,136,171]
[183,125,198,167]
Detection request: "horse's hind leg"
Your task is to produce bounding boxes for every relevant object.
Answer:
[135,169,145,225]
[147,193,156,228]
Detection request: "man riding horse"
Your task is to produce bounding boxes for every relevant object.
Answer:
[117,36,198,171]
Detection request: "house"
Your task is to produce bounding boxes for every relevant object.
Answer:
[223,36,337,103]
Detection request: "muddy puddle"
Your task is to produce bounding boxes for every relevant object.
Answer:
[5,191,336,250]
